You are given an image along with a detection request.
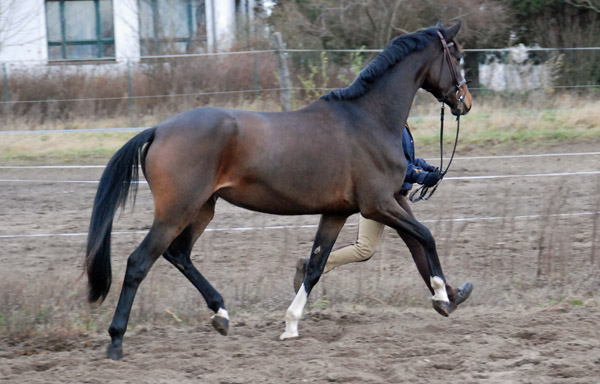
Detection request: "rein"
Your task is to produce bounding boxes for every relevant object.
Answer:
[409,103,460,202]
[409,31,464,203]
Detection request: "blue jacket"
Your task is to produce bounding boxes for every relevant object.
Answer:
[402,125,436,192]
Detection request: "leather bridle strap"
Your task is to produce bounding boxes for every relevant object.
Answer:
[436,31,467,102]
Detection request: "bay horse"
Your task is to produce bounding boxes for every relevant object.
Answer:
[86,22,472,360]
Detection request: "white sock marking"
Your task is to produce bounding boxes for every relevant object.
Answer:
[431,276,449,303]
[280,284,308,340]
[212,307,229,320]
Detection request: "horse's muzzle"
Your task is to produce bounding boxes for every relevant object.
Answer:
[451,85,472,116]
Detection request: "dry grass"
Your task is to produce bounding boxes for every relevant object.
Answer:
[0,131,137,164]
[0,98,281,164]
[1,93,599,164]
[410,92,600,147]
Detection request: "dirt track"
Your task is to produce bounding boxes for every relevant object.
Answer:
[1,141,600,383]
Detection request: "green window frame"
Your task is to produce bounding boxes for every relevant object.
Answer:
[139,0,205,55]
[46,0,115,61]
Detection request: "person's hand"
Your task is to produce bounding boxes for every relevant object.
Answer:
[422,170,442,187]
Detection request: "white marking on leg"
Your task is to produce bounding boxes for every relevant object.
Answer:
[430,276,449,303]
[211,307,229,320]
[218,307,229,319]
[280,284,308,340]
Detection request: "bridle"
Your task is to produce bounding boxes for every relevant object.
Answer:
[437,31,467,104]
[409,31,466,203]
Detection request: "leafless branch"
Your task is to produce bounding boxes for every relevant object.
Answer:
[565,0,600,13]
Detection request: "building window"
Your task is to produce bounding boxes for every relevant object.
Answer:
[45,0,115,61]
[139,0,206,55]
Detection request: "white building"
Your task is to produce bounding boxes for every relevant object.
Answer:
[478,44,557,91]
[0,0,256,65]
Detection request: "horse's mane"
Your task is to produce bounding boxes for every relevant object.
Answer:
[321,28,440,101]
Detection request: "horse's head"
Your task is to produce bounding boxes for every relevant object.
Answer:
[422,21,472,116]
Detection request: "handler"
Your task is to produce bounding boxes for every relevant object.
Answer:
[293,123,473,315]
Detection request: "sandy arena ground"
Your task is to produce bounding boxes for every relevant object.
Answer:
[1,140,600,383]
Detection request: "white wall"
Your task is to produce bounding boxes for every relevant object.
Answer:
[114,0,140,62]
[206,0,236,52]
[0,0,247,66]
[0,0,47,63]
[479,45,556,91]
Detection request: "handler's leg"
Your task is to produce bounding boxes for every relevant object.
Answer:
[282,213,347,340]
[325,216,385,273]
[293,216,383,292]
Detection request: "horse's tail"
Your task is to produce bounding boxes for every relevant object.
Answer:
[85,127,156,303]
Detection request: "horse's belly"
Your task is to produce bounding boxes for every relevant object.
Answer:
[216,182,356,216]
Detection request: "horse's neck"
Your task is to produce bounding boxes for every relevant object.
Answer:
[357,52,428,129]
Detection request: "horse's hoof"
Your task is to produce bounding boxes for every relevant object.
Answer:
[280,331,299,340]
[432,300,450,317]
[211,315,229,336]
[107,345,123,360]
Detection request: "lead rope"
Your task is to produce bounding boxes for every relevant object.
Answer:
[409,102,460,203]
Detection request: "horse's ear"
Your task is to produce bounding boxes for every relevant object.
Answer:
[446,21,462,39]
[435,20,443,28]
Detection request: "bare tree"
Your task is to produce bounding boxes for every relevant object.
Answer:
[268,0,427,50]
[267,0,513,90]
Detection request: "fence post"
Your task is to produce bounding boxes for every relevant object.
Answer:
[127,60,134,124]
[2,64,9,102]
[253,52,260,100]
[271,32,292,111]
[503,51,509,92]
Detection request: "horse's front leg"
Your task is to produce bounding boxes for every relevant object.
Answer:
[280,213,347,340]
[364,197,450,315]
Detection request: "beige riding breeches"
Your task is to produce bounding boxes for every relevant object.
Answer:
[324,215,384,273]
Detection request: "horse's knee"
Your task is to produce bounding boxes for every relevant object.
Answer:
[418,227,435,249]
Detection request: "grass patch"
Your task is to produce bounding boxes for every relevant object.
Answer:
[412,95,600,147]
[0,131,138,165]
[1,94,599,165]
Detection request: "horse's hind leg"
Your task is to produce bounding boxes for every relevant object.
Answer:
[107,221,179,360]
[162,197,229,335]
[280,213,347,340]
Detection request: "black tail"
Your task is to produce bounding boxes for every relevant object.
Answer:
[85,127,156,303]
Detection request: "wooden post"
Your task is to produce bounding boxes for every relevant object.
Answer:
[127,60,134,125]
[271,32,292,111]
[253,52,260,99]
[2,64,9,102]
